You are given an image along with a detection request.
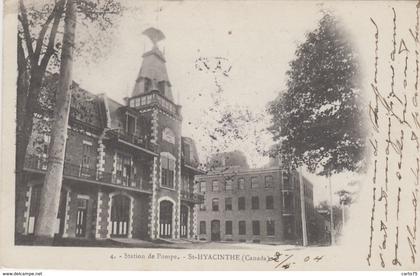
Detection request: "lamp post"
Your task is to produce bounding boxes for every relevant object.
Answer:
[299,167,308,246]
[328,175,334,245]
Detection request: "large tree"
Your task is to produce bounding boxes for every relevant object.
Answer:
[17,0,121,178]
[267,13,367,177]
[17,0,121,242]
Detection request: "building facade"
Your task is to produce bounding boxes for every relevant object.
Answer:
[15,28,204,243]
[196,165,316,244]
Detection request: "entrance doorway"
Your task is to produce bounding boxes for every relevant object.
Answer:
[111,194,130,237]
[159,200,173,238]
[211,220,221,241]
[75,197,88,237]
[180,205,188,238]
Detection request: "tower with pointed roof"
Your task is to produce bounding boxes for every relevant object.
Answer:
[132,28,174,101]
[127,27,186,240]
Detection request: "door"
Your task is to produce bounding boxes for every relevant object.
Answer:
[75,198,88,237]
[111,195,130,237]
[180,205,188,238]
[27,185,42,234]
[283,216,295,240]
[159,201,173,238]
[211,220,221,241]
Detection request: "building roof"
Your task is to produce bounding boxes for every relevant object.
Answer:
[40,73,105,131]
[132,28,174,101]
[200,166,283,178]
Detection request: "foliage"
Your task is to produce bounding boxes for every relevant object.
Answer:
[18,0,122,74]
[31,73,102,155]
[16,0,122,172]
[267,13,367,176]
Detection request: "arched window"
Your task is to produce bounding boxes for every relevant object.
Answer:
[161,152,175,188]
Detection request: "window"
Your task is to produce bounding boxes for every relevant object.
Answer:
[238,221,246,235]
[182,175,189,192]
[225,198,232,211]
[146,95,152,104]
[266,220,275,236]
[135,97,140,107]
[251,196,259,210]
[284,193,293,212]
[225,179,232,191]
[144,78,151,93]
[252,221,260,235]
[161,153,175,188]
[200,181,206,193]
[158,81,166,95]
[183,143,191,163]
[82,141,92,170]
[199,221,206,234]
[238,178,245,190]
[251,177,259,188]
[212,180,219,192]
[282,171,291,188]
[265,176,273,188]
[199,203,206,211]
[266,195,274,209]
[141,96,146,105]
[225,221,233,235]
[126,114,136,134]
[212,198,219,211]
[115,153,133,186]
[238,197,245,210]
[77,195,88,209]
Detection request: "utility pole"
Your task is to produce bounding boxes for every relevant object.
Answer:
[328,175,334,245]
[34,0,76,244]
[299,167,308,246]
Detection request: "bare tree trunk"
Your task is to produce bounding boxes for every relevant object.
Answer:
[34,0,76,244]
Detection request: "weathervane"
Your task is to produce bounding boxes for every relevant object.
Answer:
[142,27,165,47]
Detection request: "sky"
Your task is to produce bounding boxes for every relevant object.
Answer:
[70,1,414,204]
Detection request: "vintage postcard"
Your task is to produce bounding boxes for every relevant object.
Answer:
[0,0,419,271]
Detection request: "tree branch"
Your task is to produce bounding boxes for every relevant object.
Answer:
[18,0,34,65]
[17,34,27,74]
[40,0,65,72]
[33,4,58,64]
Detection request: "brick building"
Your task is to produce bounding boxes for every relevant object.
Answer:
[196,161,317,244]
[15,28,204,242]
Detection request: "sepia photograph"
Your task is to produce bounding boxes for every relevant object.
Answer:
[1,0,419,271]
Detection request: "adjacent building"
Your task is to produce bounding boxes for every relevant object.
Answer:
[196,156,317,245]
[15,28,204,243]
